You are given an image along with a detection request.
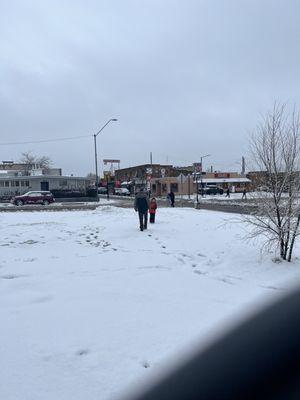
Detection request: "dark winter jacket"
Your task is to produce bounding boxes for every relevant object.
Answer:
[134,191,150,213]
[149,199,157,214]
[169,191,175,202]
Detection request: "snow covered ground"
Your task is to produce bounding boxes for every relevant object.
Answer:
[180,191,291,202]
[0,199,115,208]
[180,193,246,201]
[1,206,300,400]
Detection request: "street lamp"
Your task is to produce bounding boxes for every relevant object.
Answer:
[196,154,211,203]
[94,118,118,201]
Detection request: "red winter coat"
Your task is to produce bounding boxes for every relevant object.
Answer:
[149,199,157,214]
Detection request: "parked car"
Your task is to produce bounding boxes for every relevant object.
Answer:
[114,188,130,196]
[11,191,55,206]
[198,185,224,195]
[98,187,108,194]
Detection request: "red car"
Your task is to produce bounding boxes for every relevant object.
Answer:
[11,191,55,206]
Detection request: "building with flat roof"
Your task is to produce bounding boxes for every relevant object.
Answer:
[114,163,251,196]
[0,174,90,198]
[115,164,173,182]
[150,172,251,197]
[0,162,90,198]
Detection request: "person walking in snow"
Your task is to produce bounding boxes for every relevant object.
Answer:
[242,188,247,200]
[168,190,175,207]
[134,188,150,231]
[167,192,171,206]
[226,187,230,198]
[149,197,157,224]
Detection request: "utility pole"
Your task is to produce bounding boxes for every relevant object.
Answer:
[242,156,245,175]
[93,118,118,202]
[106,174,109,200]
[94,134,98,195]
[148,152,153,196]
[180,173,183,206]
[196,173,199,203]
[200,154,211,197]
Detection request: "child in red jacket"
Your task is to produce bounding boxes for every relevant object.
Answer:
[149,197,157,223]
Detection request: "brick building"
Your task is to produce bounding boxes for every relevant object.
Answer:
[114,164,196,192]
[115,164,172,182]
[115,163,251,196]
[150,172,251,196]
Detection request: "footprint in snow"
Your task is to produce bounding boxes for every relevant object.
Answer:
[20,240,39,245]
[2,274,18,280]
[215,277,234,285]
[197,253,206,258]
[32,295,53,304]
[141,361,150,368]
[194,270,208,276]
[76,349,89,356]
[260,285,285,291]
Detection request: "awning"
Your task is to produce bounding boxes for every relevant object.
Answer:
[193,178,251,184]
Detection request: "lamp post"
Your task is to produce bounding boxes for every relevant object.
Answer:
[200,154,211,197]
[94,118,118,201]
[196,154,211,203]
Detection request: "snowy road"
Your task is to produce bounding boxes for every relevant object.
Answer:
[1,206,299,399]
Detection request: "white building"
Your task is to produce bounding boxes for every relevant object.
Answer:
[0,164,90,198]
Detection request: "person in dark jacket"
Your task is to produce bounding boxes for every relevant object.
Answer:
[242,188,247,200]
[149,197,157,223]
[134,188,150,231]
[168,191,175,207]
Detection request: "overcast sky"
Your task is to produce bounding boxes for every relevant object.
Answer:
[1,0,300,176]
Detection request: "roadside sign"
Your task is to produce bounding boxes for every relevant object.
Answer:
[103,159,120,164]
[193,162,202,173]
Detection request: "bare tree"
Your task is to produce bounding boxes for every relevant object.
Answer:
[20,151,52,172]
[245,103,300,262]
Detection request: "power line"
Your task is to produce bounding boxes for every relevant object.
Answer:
[0,134,93,146]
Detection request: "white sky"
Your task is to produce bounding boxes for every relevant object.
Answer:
[1,0,300,176]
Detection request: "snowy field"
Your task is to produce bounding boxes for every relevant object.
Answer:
[1,206,300,400]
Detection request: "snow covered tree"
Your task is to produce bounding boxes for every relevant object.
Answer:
[245,103,300,262]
